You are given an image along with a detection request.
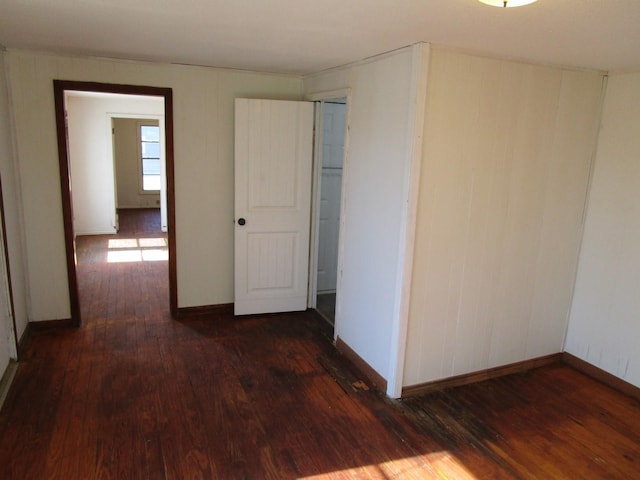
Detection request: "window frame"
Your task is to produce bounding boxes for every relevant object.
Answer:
[137,121,161,194]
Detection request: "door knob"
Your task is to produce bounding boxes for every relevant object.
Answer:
[238,218,246,226]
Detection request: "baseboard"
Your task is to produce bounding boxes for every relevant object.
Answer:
[29,317,79,333]
[117,206,160,211]
[75,229,117,236]
[335,336,387,392]
[562,352,640,402]
[176,303,234,318]
[401,353,563,398]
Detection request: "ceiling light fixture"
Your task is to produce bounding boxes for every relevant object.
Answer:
[479,0,538,7]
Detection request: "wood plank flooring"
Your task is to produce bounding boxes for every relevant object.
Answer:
[74,208,169,325]
[0,209,638,479]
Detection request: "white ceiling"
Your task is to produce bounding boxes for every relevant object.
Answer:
[1,0,639,76]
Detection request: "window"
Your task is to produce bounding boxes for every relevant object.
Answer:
[140,124,161,192]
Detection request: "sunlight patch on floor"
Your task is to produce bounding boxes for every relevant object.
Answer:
[138,237,167,247]
[297,451,477,479]
[107,237,168,263]
[108,238,139,249]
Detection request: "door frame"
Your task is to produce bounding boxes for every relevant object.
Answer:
[53,80,177,324]
[306,89,351,318]
[109,114,167,232]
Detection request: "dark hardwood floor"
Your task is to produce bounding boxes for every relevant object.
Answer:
[74,208,169,327]
[0,209,638,479]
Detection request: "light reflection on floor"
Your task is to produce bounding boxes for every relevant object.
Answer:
[106,237,168,263]
[298,452,477,479]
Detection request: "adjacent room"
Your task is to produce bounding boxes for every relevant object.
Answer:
[0,0,638,477]
[63,90,170,328]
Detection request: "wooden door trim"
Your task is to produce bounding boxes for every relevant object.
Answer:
[53,80,178,323]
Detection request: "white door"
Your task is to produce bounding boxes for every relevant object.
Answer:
[234,98,314,315]
[316,101,346,293]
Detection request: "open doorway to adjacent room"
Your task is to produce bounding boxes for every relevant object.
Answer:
[53,81,177,325]
[310,97,347,325]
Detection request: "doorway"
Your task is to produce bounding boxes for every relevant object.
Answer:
[311,97,348,325]
[53,81,177,324]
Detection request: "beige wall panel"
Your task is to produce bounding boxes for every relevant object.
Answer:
[114,118,161,209]
[0,52,29,339]
[303,46,426,395]
[6,51,302,319]
[404,50,603,386]
[566,72,640,388]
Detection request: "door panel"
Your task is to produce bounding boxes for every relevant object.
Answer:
[317,170,342,292]
[234,99,314,315]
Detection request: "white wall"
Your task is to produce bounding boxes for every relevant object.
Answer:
[6,50,302,320]
[113,118,160,209]
[66,93,164,235]
[404,50,604,387]
[0,51,28,343]
[565,73,640,388]
[0,52,15,376]
[303,44,428,395]
[0,218,13,374]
